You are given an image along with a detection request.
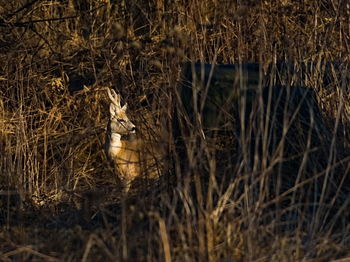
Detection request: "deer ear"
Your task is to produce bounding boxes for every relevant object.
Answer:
[121,103,128,111]
[110,103,117,117]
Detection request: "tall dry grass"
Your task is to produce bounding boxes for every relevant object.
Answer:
[0,0,350,261]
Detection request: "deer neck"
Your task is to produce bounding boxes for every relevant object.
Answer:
[110,133,122,149]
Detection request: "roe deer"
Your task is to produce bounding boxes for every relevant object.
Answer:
[105,88,163,192]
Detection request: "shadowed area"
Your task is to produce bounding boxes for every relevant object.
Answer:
[1,1,350,261]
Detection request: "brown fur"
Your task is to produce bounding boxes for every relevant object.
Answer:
[105,88,163,192]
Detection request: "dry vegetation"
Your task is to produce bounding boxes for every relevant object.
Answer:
[0,0,350,261]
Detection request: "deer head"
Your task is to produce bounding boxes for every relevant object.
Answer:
[107,88,136,135]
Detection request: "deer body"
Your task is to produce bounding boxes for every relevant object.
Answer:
[105,88,162,192]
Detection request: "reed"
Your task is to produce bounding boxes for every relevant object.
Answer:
[0,0,350,261]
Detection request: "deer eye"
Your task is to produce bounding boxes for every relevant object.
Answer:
[118,119,126,123]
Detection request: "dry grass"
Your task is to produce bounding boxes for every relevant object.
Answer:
[0,0,350,261]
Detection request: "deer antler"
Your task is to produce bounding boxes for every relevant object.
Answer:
[107,88,121,107]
